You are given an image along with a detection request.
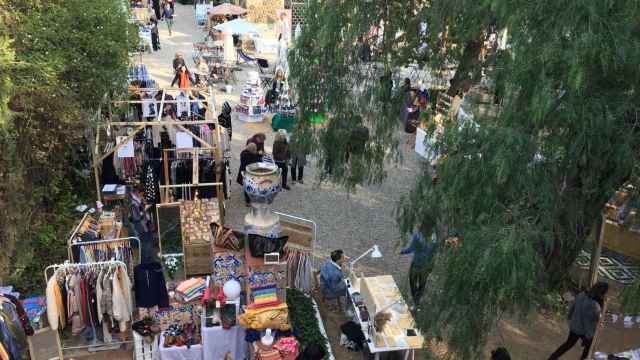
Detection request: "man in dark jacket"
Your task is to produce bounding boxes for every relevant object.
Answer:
[272,130,290,190]
[172,52,186,73]
[237,143,261,206]
[548,282,609,359]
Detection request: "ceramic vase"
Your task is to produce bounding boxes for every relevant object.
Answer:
[243,162,281,236]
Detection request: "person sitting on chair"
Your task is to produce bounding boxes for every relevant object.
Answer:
[320,250,347,310]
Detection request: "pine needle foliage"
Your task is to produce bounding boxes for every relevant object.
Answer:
[290,0,640,356]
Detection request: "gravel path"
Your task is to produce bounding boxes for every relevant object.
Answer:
[143,4,425,282]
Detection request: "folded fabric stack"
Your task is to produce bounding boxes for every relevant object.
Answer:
[238,303,290,331]
[248,284,280,309]
[175,278,207,303]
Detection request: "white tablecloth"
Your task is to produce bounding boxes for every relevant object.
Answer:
[202,325,247,360]
[159,334,203,360]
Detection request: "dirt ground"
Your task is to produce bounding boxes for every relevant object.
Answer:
[315,285,640,360]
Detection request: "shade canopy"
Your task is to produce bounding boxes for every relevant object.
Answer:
[214,19,260,35]
[209,3,247,16]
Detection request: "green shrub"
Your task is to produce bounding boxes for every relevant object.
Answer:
[286,288,329,354]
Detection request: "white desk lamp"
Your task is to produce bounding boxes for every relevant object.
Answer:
[349,245,383,273]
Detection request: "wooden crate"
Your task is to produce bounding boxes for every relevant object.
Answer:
[180,199,218,276]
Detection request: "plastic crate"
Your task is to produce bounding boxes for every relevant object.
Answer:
[133,332,159,360]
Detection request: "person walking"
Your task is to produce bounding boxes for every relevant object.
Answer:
[289,133,307,184]
[162,2,174,36]
[171,65,194,89]
[399,78,412,126]
[548,282,609,360]
[237,143,262,206]
[172,52,185,73]
[400,230,437,306]
[150,17,160,51]
[272,130,290,190]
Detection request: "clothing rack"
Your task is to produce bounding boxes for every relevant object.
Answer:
[44,260,132,359]
[66,212,91,260]
[69,237,141,273]
[94,85,226,223]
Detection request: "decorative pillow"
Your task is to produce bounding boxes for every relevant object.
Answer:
[210,222,243,251]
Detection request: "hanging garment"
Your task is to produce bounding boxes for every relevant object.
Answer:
[133,262,170,309]
[176,93,191,117]
[0,313,21,360]
[1,294,33,336]
[0,298,27,359]
[141,161,161,204]
[142,95,156,119]
[66,274,84,336]
[101,153,123,185]
[100,269,114,324]
[112,266,131,332]
[46,272,66,331]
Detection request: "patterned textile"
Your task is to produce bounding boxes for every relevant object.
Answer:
[575,249,639,284]
[212,253,245,287]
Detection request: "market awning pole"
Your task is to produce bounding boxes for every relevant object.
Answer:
[207,85,225,225]
[589,213,605,286]
[93,123,102,203]
[587,213,606,359]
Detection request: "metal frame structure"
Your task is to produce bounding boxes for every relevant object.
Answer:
[69,236,141,270]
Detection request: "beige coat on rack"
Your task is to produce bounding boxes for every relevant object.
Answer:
[112,265,133,332]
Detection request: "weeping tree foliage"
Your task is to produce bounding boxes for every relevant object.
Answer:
[0,0,135,293]
[290,0,640,356]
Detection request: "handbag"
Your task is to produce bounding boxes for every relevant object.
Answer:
[210,222,242,251]
[248,234,288,258]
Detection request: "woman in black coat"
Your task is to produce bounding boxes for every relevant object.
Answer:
[237,142,261,206]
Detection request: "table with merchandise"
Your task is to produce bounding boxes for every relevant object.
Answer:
[345,275,424,360]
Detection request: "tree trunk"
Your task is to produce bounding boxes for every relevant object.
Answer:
[446,40,483,97]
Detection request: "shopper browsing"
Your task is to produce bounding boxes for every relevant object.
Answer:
[548,282,609,360]
[272,129,290,190]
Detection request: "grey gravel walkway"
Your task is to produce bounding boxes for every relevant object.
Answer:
[143,4,425,282]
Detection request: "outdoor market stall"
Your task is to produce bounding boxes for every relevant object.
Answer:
[345,275,424,359]
[603,182,640,259]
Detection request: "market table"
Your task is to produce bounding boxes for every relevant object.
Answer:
[158,333,203,360]
[201,325,246,360]
[345,276,424,360]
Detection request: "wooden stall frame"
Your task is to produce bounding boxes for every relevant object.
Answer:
[92,86,226,224]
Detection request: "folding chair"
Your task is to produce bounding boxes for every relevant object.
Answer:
[257,58,273,90]
[236,48,256,65]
